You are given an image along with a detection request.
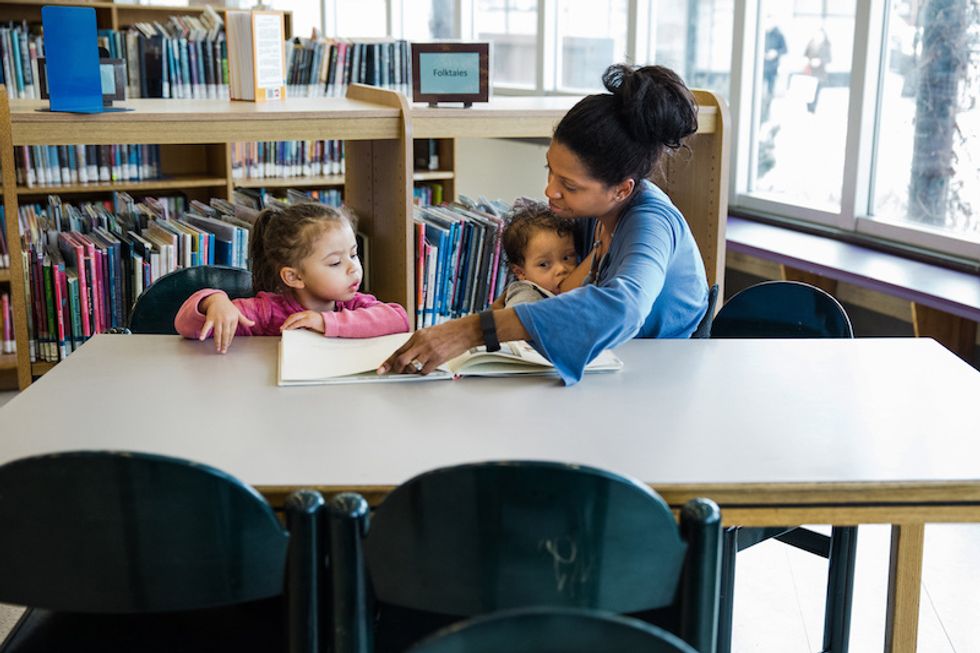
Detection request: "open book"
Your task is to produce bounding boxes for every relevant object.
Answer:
[277,330,623,386]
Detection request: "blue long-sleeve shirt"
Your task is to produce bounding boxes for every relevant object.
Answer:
[514,180,708,385]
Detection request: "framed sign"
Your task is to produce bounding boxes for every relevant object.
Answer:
[411,42,490,107]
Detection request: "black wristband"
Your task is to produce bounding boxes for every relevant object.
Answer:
[479,310,501,352]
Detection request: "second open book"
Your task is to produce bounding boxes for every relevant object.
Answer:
[278,330,623,386]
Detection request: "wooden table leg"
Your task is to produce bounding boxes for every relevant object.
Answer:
[884,524,925,653]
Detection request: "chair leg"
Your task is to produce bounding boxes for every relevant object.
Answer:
[716,526,739,653]
[821,526,858,653]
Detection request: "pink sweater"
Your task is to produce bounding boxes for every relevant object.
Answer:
[174,288,410,339]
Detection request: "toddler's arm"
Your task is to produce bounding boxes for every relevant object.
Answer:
[174,289,269,342]
[323,293,410,337]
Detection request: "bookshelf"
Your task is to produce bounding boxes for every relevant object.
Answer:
[0,85,727,389]
[0,0,292,39]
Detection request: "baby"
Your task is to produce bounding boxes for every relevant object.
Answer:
[501,200,578,307]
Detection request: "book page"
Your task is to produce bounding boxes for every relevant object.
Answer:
[279,330,412,383]
[446,340,623,377]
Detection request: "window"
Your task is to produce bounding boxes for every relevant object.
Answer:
[554,0,628,92]
[327,0,388,38]
[475,0,538,88]
[645,0,734,103]
[400,0,457,40]
[732,0,979,260]
[266,0,321,39]
[870,0,980,241]
[747,1,856,212]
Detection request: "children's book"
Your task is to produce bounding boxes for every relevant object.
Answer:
[226,10,285,101]
[277,330,623,386]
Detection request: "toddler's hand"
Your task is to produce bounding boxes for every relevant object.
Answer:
[200,294,256,353]
[281,311,326,334]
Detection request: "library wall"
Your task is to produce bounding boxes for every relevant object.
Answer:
[454,138,548,203]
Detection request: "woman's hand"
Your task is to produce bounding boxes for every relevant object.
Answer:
[281,310,326,334]
[199,294,256,354]
[378,315,482,375]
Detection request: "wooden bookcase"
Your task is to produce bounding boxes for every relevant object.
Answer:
[0,0,293,39]
[0,85,727,389]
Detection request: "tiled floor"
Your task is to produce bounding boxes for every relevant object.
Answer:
[733,523,980,652]
[0,386,977,650]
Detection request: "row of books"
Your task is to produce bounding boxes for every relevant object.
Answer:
[0,207,9,268]
[414,183,445,207]
[413,139,442,171]
[0,9,227,101]
[0,23,38,100]
[230,140,345,180]
[114,8,228,100]
[15,144,163,188]
[18,187,362,362]
[285,37,412,98]
[233,186,343,209]
[1,292,14,354]
[3,15,415,103]
[18,192,257,362]
[413,197,512,330]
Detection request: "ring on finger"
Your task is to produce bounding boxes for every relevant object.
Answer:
[410,359,424,373]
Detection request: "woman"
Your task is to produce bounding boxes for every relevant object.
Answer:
[380,64,709,385]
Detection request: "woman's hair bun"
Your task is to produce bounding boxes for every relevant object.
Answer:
[602,64,698,150]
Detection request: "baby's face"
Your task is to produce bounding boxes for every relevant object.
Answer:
[513,229,577,295]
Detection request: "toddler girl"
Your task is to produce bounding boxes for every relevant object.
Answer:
[175,202,409,352]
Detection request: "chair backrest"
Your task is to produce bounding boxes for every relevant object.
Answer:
[408,607,699,653]
[365,461,690,616]
[128,265,254,334]
[0,451,289,613]
[710,281,853,338]
[691,283,720,339]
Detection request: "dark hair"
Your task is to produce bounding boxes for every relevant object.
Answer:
[553,64,698,188]
[502,199,574,268]
[250,202,358,293]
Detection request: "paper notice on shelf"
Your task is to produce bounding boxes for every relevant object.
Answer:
[253,12,284,96]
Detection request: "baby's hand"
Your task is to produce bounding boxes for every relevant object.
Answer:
[281,310,326,334]
[200,294,256,354]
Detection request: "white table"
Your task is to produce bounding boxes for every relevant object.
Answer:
[2,335,979,653]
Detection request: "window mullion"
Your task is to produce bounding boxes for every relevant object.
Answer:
[728,0,758,204]
[540,0,556,93]
[389,0,400,38]
[839,0,887,230]
[457,0,473,40]
[625,0,639,65]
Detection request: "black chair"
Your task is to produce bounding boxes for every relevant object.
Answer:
[328,461,722,653]
[408,607,699,653]
[128,265,253,334]
[710,280,852,339]
[691,283,720,339]
[710,280,856,653]
[0,451,325,653]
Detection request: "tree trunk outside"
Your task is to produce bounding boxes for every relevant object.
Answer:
[908,0,968,226]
